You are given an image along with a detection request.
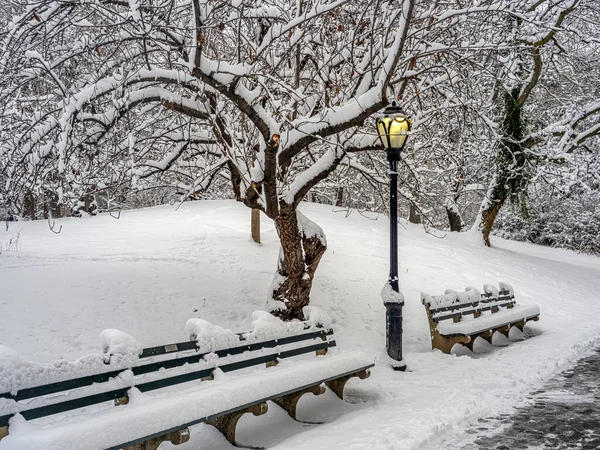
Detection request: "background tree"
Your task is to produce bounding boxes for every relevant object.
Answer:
[4,0,598,320]
[473,0,600,246]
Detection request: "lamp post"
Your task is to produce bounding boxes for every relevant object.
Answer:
[376,101,412,371]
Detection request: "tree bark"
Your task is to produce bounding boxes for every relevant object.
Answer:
[44,191,61,219]
[336,187,343,207]
[479,87,528,246]
[23,191,36,220]
[481,196,504,246]
[446,204,464,232]
[251,208,261,244]
[271,206,327,321]
[408,202,421,224]
[83,193,97,215]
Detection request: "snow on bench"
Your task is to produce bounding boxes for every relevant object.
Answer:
[0,310,373,450]
[421,282,540,354]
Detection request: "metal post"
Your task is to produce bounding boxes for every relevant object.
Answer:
[385,148,406,371]
[388,151,399,294]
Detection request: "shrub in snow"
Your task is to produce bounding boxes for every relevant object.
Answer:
[494,190,600,255]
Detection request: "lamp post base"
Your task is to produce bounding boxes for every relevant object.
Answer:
[380,352,408,372]
[391,359,408,371]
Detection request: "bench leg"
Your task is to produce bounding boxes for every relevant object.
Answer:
[316,336,328,356]
[513,320,526,331]
[511,316,538,335]
[115,396,129,406]
[495,325,511,338]
[0,426,8,441]
[123,429,190,450]
[206,402,268,446]
[477,330,494,344]
[465,338,475,351]
[273,384,326,420]
[325,369,370,400]
[432,332,471,354]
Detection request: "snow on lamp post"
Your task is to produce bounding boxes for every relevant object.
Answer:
[376,101,411,371]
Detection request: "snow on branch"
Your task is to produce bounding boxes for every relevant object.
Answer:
[523,101,600,155]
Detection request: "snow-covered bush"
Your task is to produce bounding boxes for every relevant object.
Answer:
[494,190,600,255]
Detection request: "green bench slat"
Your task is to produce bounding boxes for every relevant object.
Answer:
[0,328,334,402]
[105,361,371,450]
[0,340,336,428]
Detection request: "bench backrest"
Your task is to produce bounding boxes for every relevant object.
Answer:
[421,282,515,322]
[0,318,334,429]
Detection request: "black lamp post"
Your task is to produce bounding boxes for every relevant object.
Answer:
[376,101,412,371]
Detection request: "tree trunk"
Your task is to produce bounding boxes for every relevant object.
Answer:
[23,191,36,220]
[251,208,261,244]
[335,187,343,207]
[270,206,327,321]
[479,87,529,246]
[445,200,464,232]
[481,194,504,246]
[408,202,421,224]
[44,191,61,219]
[82,193,97,215]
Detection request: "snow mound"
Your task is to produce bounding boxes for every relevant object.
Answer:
[100,329,142,363]
[247,311,306,341]
[303,306,334,328]
[499,281,514,295]
[381,282,405,304]
[483,284,500,297]
[185,318,239,352]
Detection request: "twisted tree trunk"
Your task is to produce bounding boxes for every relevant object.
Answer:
[479,87,528,246]
[270,206,327,321]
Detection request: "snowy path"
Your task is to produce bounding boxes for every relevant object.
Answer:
[1,200,600,449]
[433,346,600,449]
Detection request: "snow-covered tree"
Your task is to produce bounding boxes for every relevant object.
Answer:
[472,0,600,246]
[0,0,414,319]
[4,0,592,317]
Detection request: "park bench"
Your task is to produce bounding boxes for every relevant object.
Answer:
[0,313,373,450]
[421,282,540,354]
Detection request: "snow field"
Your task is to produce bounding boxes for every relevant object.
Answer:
[1,200,600,449]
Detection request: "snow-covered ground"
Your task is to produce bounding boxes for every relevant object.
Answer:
[1,200,599,449]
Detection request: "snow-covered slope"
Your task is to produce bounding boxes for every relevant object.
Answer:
[1,200,599,449]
